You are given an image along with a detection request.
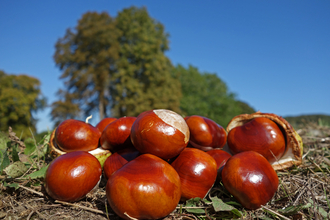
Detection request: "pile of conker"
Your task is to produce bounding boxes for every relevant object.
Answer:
[45,109,303,219]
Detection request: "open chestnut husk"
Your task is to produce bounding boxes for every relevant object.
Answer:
[44,151,102,202]
[226,112,303,170]
[49,117,111,167]
[221,151,279,210]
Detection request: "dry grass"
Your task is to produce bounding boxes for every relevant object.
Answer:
[0,122,329,219]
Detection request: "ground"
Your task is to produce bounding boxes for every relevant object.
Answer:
[0,121,329,219]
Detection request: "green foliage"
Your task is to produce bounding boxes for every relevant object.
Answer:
[0,70,47,139]
[181,197,242,219]
[175,64,255,127]
[51,7,181,124]
[52,11,120,124]
[0,128,50,188]
[112,6,181,117]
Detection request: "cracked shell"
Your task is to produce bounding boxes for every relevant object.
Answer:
[225,112,303,170]
[49,129,111,167]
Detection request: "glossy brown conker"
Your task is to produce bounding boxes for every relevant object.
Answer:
[206,149,231,181]
[44,151,102,202]
[226,112,304,170]
[100,116,136,152]
[131,109,190,160]
[95,117,117,132]
[106,154,181,220]
[103,147,140,179]
[171,148,217,201]
[185,115,227,151]
[221,151,279,210]
[227,117,286,163]
[55,119,101,152]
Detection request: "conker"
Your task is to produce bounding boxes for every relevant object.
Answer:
[106,154,181,220]
[95,117,117,132]
[185,115,227,151]
[227,117,286,163]
[45,151,102,202]
[206,149,231,181]
[222,151,279,210]
[103,147,140,179]
[226,112,304,170]
[55,119,101,152]
[131,109,190,160]
[100,116,136,152]
[171,148,217,201]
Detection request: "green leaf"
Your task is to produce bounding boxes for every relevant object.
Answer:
[0,132,10,150]
[278,203,312,216]
[306,199,329,218]
[256,216,274,220]
[185,207,206,214]
[24,137,36,155]
[225,201,242,207]
[316,206,328,218]
[0,132,11,171]
[25,165,49,179]
[184,197,206,214]
[210,197,242,218]
[11,144,20,162]
[0,149,10,173]
[3,161,28,178]
[3,181,19,190]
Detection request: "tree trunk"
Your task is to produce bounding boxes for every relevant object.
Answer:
[99,96,104,120]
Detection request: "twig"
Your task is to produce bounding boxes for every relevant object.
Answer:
[176,206,211,209]
[18,184,106,216]
[29,127,40,170]
[19,184,44,197]
[54,200,105,215]
[27,211,35,220]
[261,205,291,220]
[302,149,311,159]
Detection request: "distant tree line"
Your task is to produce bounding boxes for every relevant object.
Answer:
[0,70,46,139]
[51,6,256,127]
[0,6,257,138]
[284,115,330,129]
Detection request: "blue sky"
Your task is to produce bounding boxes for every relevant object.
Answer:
[1,1,329,132]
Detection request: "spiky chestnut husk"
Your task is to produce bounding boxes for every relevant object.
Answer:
[225,111,303,170]
[49,129,111,167]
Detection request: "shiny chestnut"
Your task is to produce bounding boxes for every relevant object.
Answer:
[222,151,279,210]
[103,147,140,179]
[96,117,117,132]
[106,154,181,220]
[226,112,304,170]
[185,115,227,151]
[45,151,102,202]
[55,119,101,152]
[131,109,190,160]
[100,116,136,152]
[206,149,231,181]
[227,117,286,163]
[171,148,217,201]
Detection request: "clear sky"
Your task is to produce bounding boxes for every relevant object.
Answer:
[1,0,329,133]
